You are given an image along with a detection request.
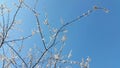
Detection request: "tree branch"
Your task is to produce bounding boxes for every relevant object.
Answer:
[6,43,28,68]
[23,2,47,50]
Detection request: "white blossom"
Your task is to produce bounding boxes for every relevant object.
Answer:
[44,19,49,25]
[42,38,45,41]
[61,35,67,42]
[7,8,11,13]
[54,54,59,60]
[0,4,6,9]
[15,20,22,24]
[36,65,41,68]
[20,36,24,40]
[80,57,91,68]
[32,30,35,35]
[11,58,16,64]
[68,50,72,59]
[34,13,39,16]
[70,61,73,64]
[80,58,85,67]
[22,62,25,68]
[53,28,58,33]
[88,10,92,14]
[29,48,32,52]
[19,0,24,3]
[104,8,109,13]
[63,30,68,33]
[61,60,66,63]
[82,13,87,16]
[86,56,91,62]
[52,33,56,38]
[0,54,5,61]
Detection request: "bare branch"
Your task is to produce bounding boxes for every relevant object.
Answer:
[23,2,47,50]
[6,43,28,68]
[5,34,32,43]
[7,2,22,32]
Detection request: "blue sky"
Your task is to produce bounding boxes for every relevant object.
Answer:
[0,0,120,68]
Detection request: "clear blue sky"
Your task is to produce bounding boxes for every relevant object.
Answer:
[0,0,120,68]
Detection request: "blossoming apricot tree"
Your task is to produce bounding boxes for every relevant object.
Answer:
[0,0,108,68]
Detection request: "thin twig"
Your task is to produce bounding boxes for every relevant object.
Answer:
[2,47,5,68]
[7,2,22,32]
[5,34,32,43]
[6,43,28,68]
[23,2,47,50]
